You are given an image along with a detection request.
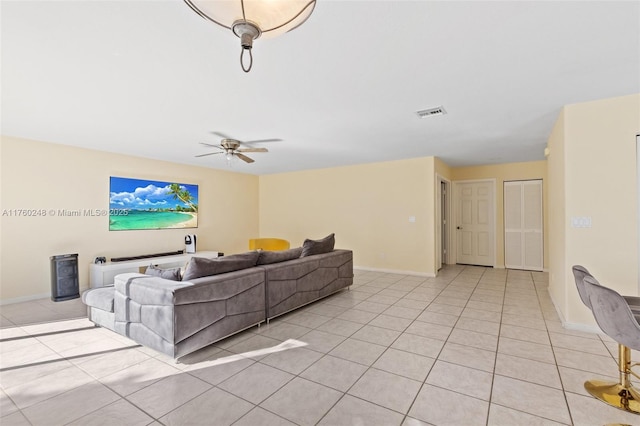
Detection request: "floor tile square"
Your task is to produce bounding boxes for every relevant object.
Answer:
[351,324,401,346]
[100,357,181,396]
[382,305,423,320]
[455,317,500,336]
[487,404,565,426]
[438,342,495,372]
[260,346,323,374]
[4,365,94,409]
[300,355,368,391]
[408,384,489,426]
[415,310,458,327]
[255,322,313,341]
[565,389,640,426]
[329,338,387,366]
[67,398,153,426]
[159,388,253,426]
[405,320,452,341]
[318,394,404,426]
[337,309,379,324]
[21,381,119,425]
[184,350,255,385]
[495,353,562,389]
[218,362,293,404]
[233,407,296,426]
[391,333,444,358]
[283,311,332,328]
[491,375,570,424]
[426,360,493,400]
[298,329,346,353]
[373,347,435,381]
[260,377,342,426]
[127,372,211,418]
[499,323,550,345]
[498,337,555,364]
[426,302,464,315]
[448,328,498,351]
[315,317,363,337]
[348,368,421,413]
[354,301,391,314]
[553,347,618,376]
[393,298,430,310]
[368,314,412,331]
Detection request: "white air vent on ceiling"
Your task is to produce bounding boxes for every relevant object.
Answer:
[416,106,447,118]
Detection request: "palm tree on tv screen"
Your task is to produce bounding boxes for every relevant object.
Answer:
[168,183,198,212]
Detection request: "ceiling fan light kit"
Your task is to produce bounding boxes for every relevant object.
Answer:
[184,0,317,72]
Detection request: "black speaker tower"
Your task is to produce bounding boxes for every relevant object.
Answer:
[50,253,80,302]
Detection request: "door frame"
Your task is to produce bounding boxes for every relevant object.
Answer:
[435,174,452,271]
[452,178,497,267]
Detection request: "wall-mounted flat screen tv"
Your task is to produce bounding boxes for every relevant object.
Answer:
[109,176,198,231]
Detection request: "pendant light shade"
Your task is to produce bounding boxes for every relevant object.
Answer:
[184,0,316,72]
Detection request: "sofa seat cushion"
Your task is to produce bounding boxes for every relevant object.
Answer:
[82,287,115,313]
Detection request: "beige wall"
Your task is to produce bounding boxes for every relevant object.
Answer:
[451,161,548,269]
[0,136,259,302]
[547,108,567,321]
[547,94,640,327]
[259,157,437,275]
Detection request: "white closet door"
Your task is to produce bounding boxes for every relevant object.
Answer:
[504,180,543,271]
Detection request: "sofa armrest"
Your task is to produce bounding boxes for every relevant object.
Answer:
[115,268,267,358]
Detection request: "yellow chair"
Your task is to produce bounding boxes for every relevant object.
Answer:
[249,238,290,251]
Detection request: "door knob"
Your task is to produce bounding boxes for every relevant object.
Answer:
[457,226,462,230]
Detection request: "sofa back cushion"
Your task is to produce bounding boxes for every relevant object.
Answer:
[257,247,303,265]
[145,264,182,281]
[182,251,260,281]
[301,233,335,257]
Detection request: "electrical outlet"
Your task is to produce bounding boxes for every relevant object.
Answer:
[571,217,592,228]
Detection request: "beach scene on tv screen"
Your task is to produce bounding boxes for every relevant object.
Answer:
[109,177,198,231]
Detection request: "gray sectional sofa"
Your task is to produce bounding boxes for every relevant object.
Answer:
[82,244,353,358]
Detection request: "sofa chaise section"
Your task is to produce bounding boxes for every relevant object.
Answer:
[263,249,353,319]
[114,268,266,358]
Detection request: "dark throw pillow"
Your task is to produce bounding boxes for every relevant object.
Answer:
[301,233,335,257]
[145,264,182,281]
[257,247,303,265]
[182,251,260,281]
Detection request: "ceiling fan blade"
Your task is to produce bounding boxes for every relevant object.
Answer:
[235,153,255,163]
[211,131,233,139]
[199,142,224,149]
[195,152,223,157]
[237,148,268,153]
[244,138,282,144]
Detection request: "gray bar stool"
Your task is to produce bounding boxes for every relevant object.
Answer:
[572,265,640,316]
[582,275,640,414]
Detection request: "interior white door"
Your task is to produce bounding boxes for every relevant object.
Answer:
[456,181,494,266]
[504,180,543,271]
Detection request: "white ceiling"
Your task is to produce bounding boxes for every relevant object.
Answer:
[2,1,639,175]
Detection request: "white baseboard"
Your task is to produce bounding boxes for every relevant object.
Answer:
[354,266,436,278]
[561,321,602,335]
[0,292,51,306]
[0,285,90,306]
[546,287,602,335]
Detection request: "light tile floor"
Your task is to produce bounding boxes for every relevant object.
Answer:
[2,266,640,425]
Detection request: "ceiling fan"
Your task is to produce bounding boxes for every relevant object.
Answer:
[196,132,281,164]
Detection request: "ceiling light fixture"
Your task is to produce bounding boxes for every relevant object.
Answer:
[184,0,317,73]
